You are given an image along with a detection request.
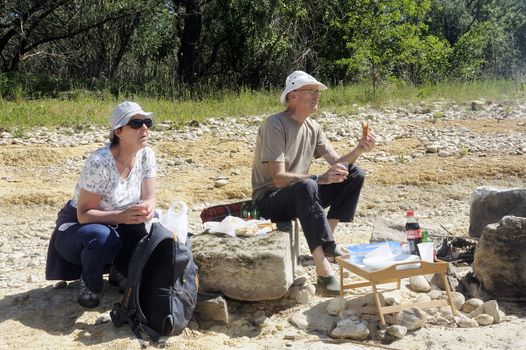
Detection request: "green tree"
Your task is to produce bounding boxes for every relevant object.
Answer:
[428,0,526,80]
[337,0,449,92]
[0,1,156,72]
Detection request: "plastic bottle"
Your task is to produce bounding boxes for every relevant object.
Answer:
[421,230,431,242]
[251,202,260,220]
[241,202,250,219]
[405,210,422,256]
[419,230,435,261]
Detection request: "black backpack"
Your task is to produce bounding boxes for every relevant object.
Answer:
[110,222,198,346]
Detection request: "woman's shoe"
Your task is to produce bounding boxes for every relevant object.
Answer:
[77,277,102,308]
[108,265,128,293]
[317,275,340,294]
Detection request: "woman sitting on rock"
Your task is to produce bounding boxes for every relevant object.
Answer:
[45,101,157,308]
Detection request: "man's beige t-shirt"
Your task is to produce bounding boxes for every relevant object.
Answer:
[251,111,334,200]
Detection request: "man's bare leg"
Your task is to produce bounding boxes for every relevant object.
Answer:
[328,218,340,235]
[312,246,333,276]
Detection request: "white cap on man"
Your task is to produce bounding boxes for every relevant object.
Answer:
[109,101,153,140]
[279,70,327,105]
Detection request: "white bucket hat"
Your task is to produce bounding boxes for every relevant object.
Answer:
[109,101,153,140]
[279,70,327,105]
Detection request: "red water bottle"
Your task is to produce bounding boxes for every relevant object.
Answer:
[405,210,422,256]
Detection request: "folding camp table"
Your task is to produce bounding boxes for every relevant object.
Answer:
[335,255,458,325]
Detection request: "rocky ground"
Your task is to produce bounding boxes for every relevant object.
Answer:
[1,99,526,349]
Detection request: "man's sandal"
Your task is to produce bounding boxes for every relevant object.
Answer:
[323,242,346,258]
[317,275,340,294]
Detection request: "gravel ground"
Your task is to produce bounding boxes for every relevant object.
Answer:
[1,99,526,349]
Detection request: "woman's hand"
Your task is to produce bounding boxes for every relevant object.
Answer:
[120,203,150,224]
[140,199,156,220]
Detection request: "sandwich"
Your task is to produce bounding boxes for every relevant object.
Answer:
[361,121,369,138]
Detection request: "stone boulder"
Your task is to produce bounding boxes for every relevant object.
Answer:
[192,228,296,301]
[194,294,229,324]
[289,300,340,333]
[396,307,427,330]
[330,319,369,340]
[387,325,407,339]
[469,186,526,237]
[370,218,405,243]
[472,216,526,299]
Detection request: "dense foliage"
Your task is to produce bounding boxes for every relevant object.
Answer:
[1,0,525,99]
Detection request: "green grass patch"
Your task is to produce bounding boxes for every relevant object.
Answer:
[322,79,525,113]
[0,80,524,132]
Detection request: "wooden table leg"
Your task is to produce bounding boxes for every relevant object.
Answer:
[372,283,386,325]
[440,272,457,315]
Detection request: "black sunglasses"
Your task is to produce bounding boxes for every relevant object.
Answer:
[127,118,153,129]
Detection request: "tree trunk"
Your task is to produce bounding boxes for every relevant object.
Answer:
[177,0,202,85]
[108,14,142,79]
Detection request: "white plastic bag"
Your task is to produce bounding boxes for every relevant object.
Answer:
[203,216,273,237]
[148,201,189,244]
[362,244,421,271]
[203,216,245,237]
[362,244,395,270]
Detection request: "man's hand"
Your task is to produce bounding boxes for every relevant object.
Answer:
[318,163,349,185]
[356,125,376,154]
[321,122,376,172]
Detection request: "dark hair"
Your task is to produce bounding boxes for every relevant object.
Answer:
[110,127,122,147]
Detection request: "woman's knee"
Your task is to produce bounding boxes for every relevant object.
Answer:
[80,224,121,254]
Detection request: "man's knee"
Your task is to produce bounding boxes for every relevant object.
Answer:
[294,178,319,200]
[348,165,366,188]
[354,165,366,182]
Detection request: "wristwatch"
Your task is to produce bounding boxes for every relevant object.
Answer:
[310,174,319,183]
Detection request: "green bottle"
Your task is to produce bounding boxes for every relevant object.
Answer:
[251,205,259,220]
[421,230,431,242]
[241,202,250,219]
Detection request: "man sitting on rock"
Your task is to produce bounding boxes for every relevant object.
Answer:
[251,70,375,293]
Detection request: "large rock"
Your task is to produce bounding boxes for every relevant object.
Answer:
[370,218,405,243]
[472,216,526,299]
[330,319,369,340]
[194,294,229,324]
[409,275,431,293]
[192,227,296,301]
[289,300,340,333]
[396,307,427,330]
[469,186,526,237]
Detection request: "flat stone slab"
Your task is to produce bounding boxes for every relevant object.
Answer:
[192,229,295,301]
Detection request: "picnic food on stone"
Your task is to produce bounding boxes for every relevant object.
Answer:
[236,222,276,236]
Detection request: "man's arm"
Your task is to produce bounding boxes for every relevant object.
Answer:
[267,161,314,188]
[322,130,376,165]
[313,130,375,185]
